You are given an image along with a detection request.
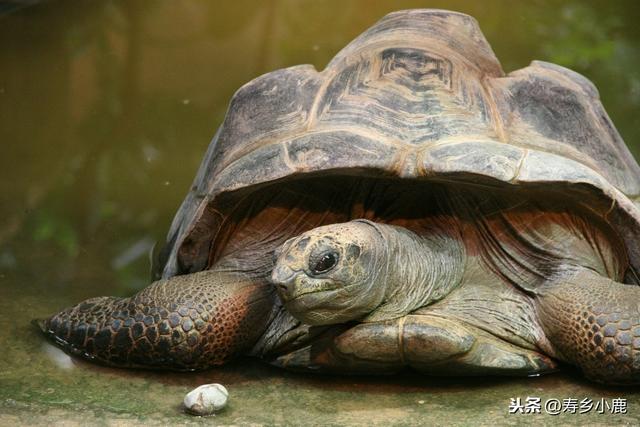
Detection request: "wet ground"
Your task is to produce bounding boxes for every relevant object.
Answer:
[1,274,639,426]
[2,0,640,425]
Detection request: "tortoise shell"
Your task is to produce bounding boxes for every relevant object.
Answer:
[159,9,640,279]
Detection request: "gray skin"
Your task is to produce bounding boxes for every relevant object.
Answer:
[272,217,640,384]
[271,220,464,325]
[38,10,640,385]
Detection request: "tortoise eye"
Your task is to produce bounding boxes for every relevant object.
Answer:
[310,251,339,275]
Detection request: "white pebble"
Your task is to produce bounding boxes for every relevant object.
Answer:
[183,384,228,416]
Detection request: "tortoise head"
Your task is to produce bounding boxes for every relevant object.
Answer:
[271,220,388,325]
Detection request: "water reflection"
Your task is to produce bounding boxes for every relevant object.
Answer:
[2,0,639,294]
[1,0,640,423]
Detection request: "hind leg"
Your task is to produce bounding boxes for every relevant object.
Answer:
[536,270,640,384]
[271,314,556,376]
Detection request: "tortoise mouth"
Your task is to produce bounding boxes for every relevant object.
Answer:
[283,280,343,302]
[281,286,346,323]
[271,267,343,303]
[284,286,337,304]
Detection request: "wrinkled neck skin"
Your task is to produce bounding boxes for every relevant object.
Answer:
[359,220,466,322]
[252,219,466,357]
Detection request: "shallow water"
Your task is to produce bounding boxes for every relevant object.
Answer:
[2,0,640,425]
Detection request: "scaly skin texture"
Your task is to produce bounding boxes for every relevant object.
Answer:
[39,271,275,370]
[272,220,463,325]
[272,218,640,384]
[537,270,640,384]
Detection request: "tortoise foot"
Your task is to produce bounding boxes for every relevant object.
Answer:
[38,271,275,370]
[537,271,640,384]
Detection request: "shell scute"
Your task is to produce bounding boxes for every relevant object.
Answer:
[159,10,640,279]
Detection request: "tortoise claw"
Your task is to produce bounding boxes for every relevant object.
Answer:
[38,271,275,370]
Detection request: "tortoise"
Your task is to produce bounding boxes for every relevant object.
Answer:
[38,9,640,385]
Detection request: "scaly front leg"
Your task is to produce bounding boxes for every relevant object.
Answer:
[37,270,276,370]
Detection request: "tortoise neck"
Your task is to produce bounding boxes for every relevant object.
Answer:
[362,221,466,322]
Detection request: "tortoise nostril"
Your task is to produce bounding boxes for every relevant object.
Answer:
[271,265,300,301]
[271,265,296,287]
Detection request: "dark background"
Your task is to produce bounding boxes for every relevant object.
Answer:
[2,0,640,294]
